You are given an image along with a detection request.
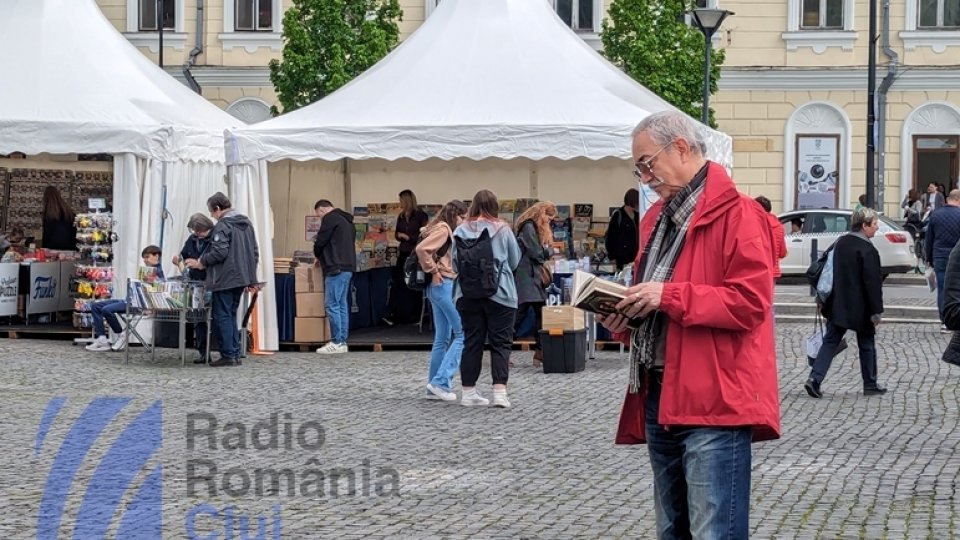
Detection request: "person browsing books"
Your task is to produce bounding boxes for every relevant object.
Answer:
[512,201,557,368]
[173,213,214,363]
[185,193,260,367]
[312,199,357,355]
[85,245,164,352]
[596,111,780,539]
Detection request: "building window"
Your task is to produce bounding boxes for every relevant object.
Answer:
[801,0,843,29]
[236,0,273,31]
[139,0,176,31]
[919,0,960,28]
[555,0,594,31]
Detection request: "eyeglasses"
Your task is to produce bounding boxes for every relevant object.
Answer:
[633,142,673,179]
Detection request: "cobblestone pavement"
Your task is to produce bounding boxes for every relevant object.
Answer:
[1,322,958,539]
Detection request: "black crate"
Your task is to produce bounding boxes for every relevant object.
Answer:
[539,329,587,373]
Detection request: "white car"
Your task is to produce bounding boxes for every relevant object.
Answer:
[777,209,916,277]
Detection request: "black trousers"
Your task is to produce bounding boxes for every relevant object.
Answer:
[514,301,545,350]
[389,251,423,324]
[457,298,516,387]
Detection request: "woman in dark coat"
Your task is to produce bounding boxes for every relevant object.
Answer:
[804,207,886,398]
[173,213,215,363]
[41,186,77,251]
[513,202,556,367]
[386,189,429,325]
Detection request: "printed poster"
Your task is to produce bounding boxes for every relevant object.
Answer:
[796,135,840,210]
[0,263,18,316]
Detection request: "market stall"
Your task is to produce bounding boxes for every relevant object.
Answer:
[225,0,733,343]
[0,0,277,350]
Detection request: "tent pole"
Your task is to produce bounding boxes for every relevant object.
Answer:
[343,158,352,210]
[159,161,168,250]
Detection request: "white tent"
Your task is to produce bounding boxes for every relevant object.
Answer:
[225,0,732,165]
[0,0,278,350]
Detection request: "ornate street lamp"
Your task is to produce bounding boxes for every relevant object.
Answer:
[689,8,734,125]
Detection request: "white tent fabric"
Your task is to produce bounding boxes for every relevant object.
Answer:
[0,0,278,350]
[225,0,733,166]
[0,0,237,162]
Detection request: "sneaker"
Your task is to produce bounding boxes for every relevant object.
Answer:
[316,342,348,355]
[460,389,489,407]
[426,383,457,402]
[111,332,129,351]
[942,324,952,334]
[492,389,511,409]
[85,336,111,352]
[425,392,442,401]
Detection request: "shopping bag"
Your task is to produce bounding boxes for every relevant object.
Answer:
[805,311,848,366]
[926,269,937,293]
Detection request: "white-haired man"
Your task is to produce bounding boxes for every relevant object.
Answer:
[598,110,781,539]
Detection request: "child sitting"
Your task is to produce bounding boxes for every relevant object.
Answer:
[85,245,164,352]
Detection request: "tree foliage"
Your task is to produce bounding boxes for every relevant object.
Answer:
[601,0,725,128]
[269,0,402,115]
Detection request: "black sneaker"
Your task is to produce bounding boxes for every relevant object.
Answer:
[804,378,823,399]
[863,385,888,396]
[943,333,960,366]
[209,358,239,367]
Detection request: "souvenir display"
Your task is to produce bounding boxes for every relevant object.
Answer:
[0,167,113,237]
[71,211,115,328]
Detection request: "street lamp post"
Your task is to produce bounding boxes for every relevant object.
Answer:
[157,0,164,68]
[690,8,734,126]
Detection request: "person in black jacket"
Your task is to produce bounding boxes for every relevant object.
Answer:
[185,193,260,367]
[604,188,639,270]
[41,186,77,251]
[940,242,960,365]
[174,213,214,363]
[924,189,960,332]
[385,189,429,325]
[804,207,887,398]
[313,199,358,355]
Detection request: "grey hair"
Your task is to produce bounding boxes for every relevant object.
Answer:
[851,207,878,231]
[631,111,707,156]
[187,212,215,232]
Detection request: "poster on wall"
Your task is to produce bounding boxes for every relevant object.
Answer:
[0,264,18,317]
[305,216,322,242]
[796,135,840,210]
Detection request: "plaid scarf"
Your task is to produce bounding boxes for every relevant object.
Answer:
[629,164,708,393]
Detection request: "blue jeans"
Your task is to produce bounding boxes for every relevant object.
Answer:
[426,278,463,391]
[810,320,879,388]
[212,287,244,360]
[325,272,352,344]
[90,299,127,338]
[935,257,948,320]
[645,376,752,540]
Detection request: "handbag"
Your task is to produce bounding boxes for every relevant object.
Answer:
[805,310,848,366]
[537,262,553,287]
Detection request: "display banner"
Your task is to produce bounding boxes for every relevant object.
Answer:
[0,263,18,317]
[27,262,61,315]
[795,135,840,210]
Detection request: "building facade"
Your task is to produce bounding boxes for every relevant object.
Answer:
[97,0,960,216]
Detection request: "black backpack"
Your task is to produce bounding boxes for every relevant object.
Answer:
[403,236,450,291]
[456,228,500,299]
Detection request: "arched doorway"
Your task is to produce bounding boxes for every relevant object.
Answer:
[900,102,960,198]
[783,102,852,210]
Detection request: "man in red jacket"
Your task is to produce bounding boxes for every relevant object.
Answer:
[598,111,781,539]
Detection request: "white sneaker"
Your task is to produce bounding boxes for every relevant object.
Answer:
[492,389,511,409]
[425,392,442,401]
[316,342,348,355]
[460,389,489,407]
[942,324,952,334]
[426,383,457,402]
[85,336,111,352]
[111,332,129,351]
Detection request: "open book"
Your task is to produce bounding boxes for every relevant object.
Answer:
[571,270,641,324]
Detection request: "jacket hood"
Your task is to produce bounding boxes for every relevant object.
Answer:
[457,218,509,239]
[332,208,354,224]
[220,210,253,230]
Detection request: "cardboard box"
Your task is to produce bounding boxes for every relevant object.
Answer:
[296,292,326,318]
[295,266,324,293]
[295,317,329,343]
[541,305,586,331]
